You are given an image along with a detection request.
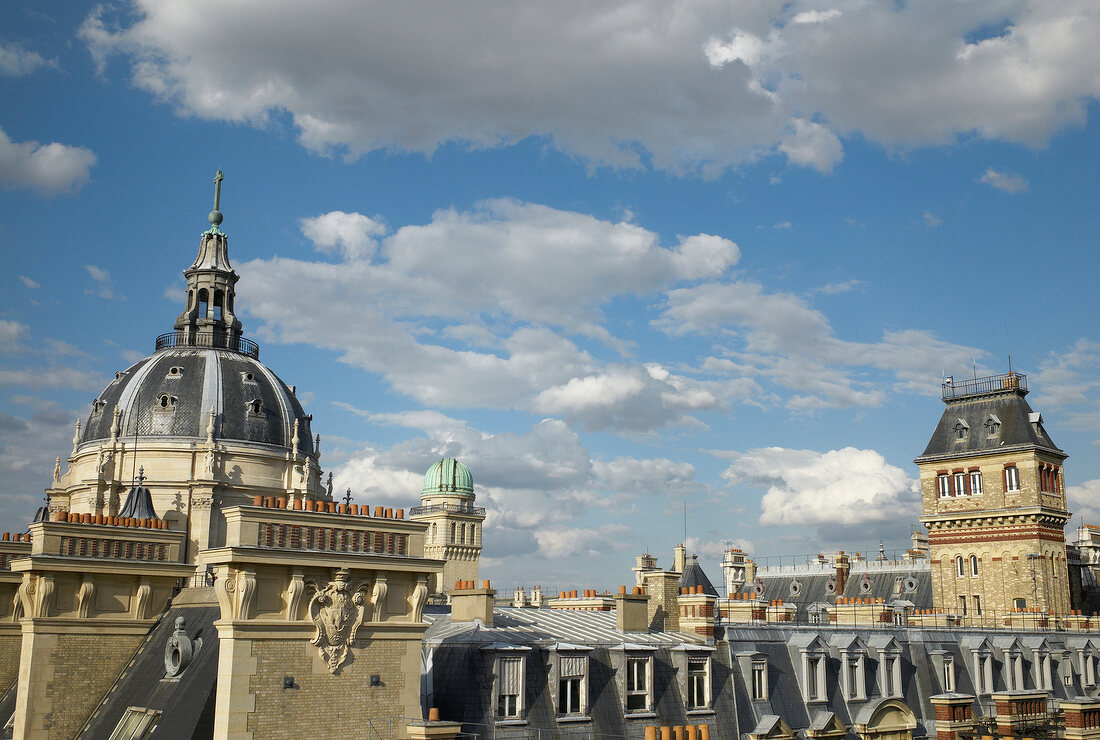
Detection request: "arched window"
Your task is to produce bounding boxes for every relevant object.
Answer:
[956,556,965,578]
[970,555,979,577]
[451,522,457,544]
[197,289,209,319]
[213,290,224,320]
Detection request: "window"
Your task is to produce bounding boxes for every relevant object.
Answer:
[496,657,523,718]
[973,653,994,694]
[156,394,175,411]
[938,474,951,497]
[197,289,209,318]
[942,656,955,692]
[954,472,967,496]
[986,415,1001,437]
[803,653,827,702]
[626,657,651,711]
[751,659,768,701]
[844,654,866,700]
[974,595,982,616]
[958,596,967,616]
[970,555,979,577]
[954,420,969,440]
[109,707,161,740]
[881,655,902,698]
[213,290,224,320]
[558,655,587,716]
[247,399,263,416]
[956,556,965,578]
[1038,654,1052,691]
[687,657,710,710]
[1014,597,1027,611]
[970,470,983,495]
[1005,465,1020,492]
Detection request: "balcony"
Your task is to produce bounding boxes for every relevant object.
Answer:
[942,371,1027,400]
[409,503,486,517]
[155,330,260,359]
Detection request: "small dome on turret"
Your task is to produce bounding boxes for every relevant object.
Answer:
[422,458,473,498]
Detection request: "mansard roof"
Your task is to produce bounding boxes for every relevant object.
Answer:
[916,381,1064,462]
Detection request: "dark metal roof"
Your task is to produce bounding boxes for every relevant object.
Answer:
[680,556,719,596]
[916,388,1063,462]
[80,348,313,455]
[77,595,220,740]
[118,481,159,520]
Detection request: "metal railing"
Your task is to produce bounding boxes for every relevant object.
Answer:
[410,503,486,517]
[942,372,1027,400]
[155,330,260,359]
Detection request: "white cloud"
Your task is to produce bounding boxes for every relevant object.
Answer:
[0,366,104,391]
[0,401,79,528]
[779,118,843,173]
[719,446,919,526]
[773,221,792,230]
[301,211,386,260]
[18,276,40,290]
[0,126,96,194]
[80,2,1100,176]
[0,42,55,77]
[979,167,1029,194]
[1032,339,1100,434]
[1069,479,1100,536]
[0,319,28,347]
[84,264,122,300]
[535,524,632,559]
[815,279,860,295]
[923,211,942,227]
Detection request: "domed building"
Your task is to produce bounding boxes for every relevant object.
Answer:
[48,172,328,571]
[410,457,485,596]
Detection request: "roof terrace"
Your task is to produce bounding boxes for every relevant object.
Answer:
[942,371,1027,401]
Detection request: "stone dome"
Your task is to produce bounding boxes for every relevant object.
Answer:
[422,458,473,498]
[79,346,313,455]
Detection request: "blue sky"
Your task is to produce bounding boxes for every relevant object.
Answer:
[2,1,1098,590]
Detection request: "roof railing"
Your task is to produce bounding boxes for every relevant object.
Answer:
[409,503,486,517]
[155,330,260,359]
[942,371,1026,400]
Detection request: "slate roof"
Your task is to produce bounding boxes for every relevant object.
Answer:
[736,566,932,622]
[77,590,220,740]
[80,348,313,455]
[680,555,719,596]
[916,388,1063,461]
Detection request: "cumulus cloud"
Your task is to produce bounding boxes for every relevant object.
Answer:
[80,2,1100,176]
[719,446,919,526]
[1069,479,1100,528]
[535,524,632,559]
[301,211,386,260]
[779,118,844,173]
[1032,339,1100,435]
[978,167,1029,194]
[0,127,96,194]
[18,276,40,290]
[0,42,56,77]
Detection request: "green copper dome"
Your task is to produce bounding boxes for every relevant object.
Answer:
[422,458,474,498]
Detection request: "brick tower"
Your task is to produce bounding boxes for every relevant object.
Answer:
[916,372,1071,618]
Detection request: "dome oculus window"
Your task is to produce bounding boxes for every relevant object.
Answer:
[155,394,177,412]
[247,399,264,417]
[242,371,256,383]
[167,366,184,378]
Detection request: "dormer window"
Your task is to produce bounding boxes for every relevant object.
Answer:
[985,414,1001,437]
[953,419,969,441]
[242,371,256,383]
[247,399,264,417]
[156,394,176,412]
[91,398,105,415]
[167,366,184,378]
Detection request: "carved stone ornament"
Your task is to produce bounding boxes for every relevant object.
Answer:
[308,569,367,674]
[165,616,201,677]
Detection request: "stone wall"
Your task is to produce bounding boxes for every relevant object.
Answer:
[244,633,421,739]
[15,626,144,739]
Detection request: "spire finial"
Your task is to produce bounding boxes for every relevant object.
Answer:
[206,169,225,234]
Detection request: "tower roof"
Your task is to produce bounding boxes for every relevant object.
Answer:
[422,458,474,498]
[915,372,1064,462]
